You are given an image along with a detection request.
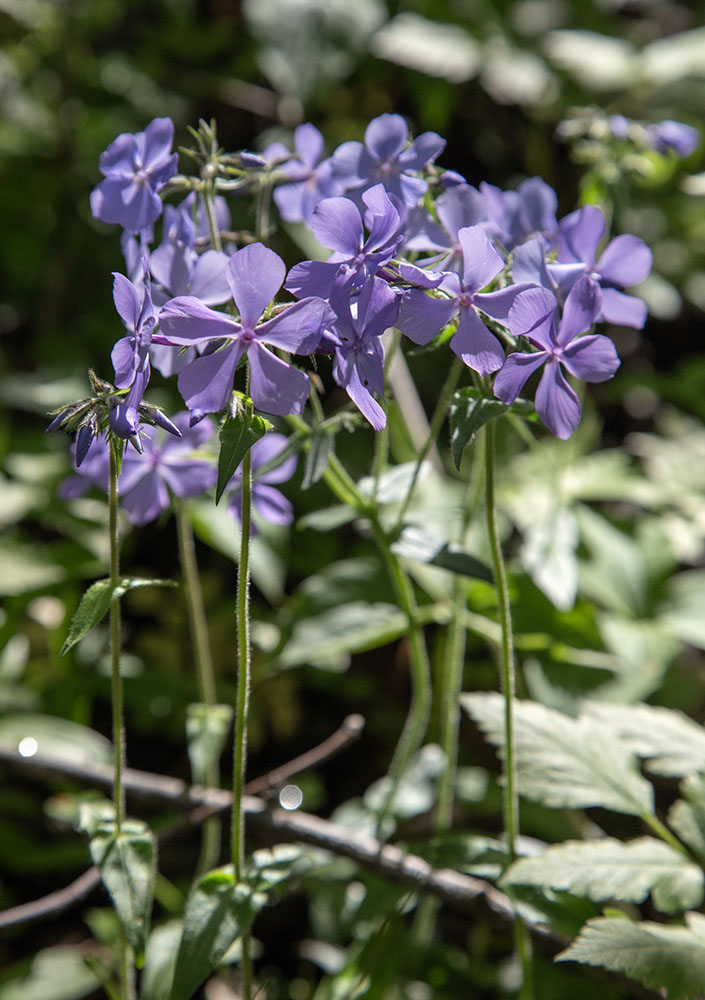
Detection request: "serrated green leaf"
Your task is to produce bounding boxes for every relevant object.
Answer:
[461,692,653,815]
[302,428,333,490]
[279,602,409,670]
[89,820,156,965]
[502,837,703,914]
[583,701,705,777]
[669,775,705,859]
[186,703,233,785]
[557,913,705,999]
[61,577,177,655]
[391,524,493,582]
[449,389,508,469]
[216,412,270,503]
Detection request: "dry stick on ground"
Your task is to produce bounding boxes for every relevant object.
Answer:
[0,722,556,944]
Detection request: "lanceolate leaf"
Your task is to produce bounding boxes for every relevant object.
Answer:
[502,837,703,914]
[557,912,705,999]
[61,577,177,655]
[172,847,305,1000]
[391,525,493,582]
[186,703,233,785]
[302,427,333,490]
[461,692,653,815]
[216,411,271,504]
[449,388,508,469]
[89,819,157,966]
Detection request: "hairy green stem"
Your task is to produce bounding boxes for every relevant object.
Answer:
[201,180,222,252]
[109,440,126,833]
[176,504,221,875]
[232,439,253,1000]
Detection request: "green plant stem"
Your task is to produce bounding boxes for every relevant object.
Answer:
[231,440,253,1000]
[176,503,221,875]
[485,421,535,999]
[201,180,222,252]
[109,440,125,833]
[643,812,692,858]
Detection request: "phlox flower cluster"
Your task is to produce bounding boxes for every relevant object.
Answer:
[53,109,659,525]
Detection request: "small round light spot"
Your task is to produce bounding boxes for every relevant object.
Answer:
[18,737,38,758]
[279,784,303,810]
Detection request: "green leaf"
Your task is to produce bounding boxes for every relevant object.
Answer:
[557,912,705,999]
[391,524,493,582]
[173,847,305,1000]
[140,920,182,1000]
[461,692,653,815]
[449,389,508,469]
[279,602,409,671]
[89,819,157,965]
[364,744,446,820]
[520,506,579,611]
[302,428,333,490]
[583,701,705,777]
[502,837,703,914]
[669,775,705,859]
[216,411,271,504]
[186,703,233,785]
[0,713,112,765]
[61,577,177,655]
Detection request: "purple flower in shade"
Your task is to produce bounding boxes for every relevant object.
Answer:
[227,432,298,530]
[646,119,700,158]
[608,114,631,141]
[90,117,178,232]
[329,276,400,431]
[494,276,620,439]
[285,184,405,300]
[480,177,558,251]
[59,413,215,526]
[556,204,652,328]
[159,243,333,420]
[332,113,446,208]
[111,264,155,390]
[270,123,343,224]
[396,225,530,375]
[402,183,486,273]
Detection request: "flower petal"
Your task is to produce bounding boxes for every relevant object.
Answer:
[258,297,333,354]
[450,307,505,375]
[122,471,169,526]
[558,205,605,267]
[506,285,556,347]
[556,275,601,347]
[364,113,408,162]
[252,483,294,525]
[535,362,582,439]
[396,289,458,345]
[247,343,310,416]
[312,197,364,255]
[562,334,620,383]
[458,226,504,293]
[597,235,652,287]
[227,243,285,328]
[177,344,242,415]
[494,351,547,404]
[159,296,238,345]
[599,287,648,328]
[112,272,142,329]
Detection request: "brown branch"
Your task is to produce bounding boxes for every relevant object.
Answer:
[0,744,561,943]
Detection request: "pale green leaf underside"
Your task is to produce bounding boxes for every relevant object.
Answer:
[502,837,703,913]
[62,577,176,654]
[461,692,653,815]
[558,912,705,1000]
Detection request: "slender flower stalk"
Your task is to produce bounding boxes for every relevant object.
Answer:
[176,503,221,875]
[109,439,126,832]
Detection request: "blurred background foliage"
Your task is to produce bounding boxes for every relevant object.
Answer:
[2,0,705,997]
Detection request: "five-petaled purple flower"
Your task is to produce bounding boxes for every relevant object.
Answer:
[159,243,332,420]
[269,124,343,224]
[332,113,445,208]
[90,117,178,232]
[495,276,620,439]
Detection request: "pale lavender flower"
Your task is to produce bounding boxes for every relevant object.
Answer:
[494,276,619,439]
[110,263,155,390]
[90,117,178,232]
[159,243,333,420]
[480,177,558,251]
[646,119,700,158]
[271,123,343,224]
[285,184,404,300]
[556,204,652,328]
[396,225,530,374]
[329,276,399,431]
[227,432,298,530]
[332,113,445,208]
[402,184,486,273]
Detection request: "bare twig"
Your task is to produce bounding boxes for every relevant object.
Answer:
[0,743,560,943]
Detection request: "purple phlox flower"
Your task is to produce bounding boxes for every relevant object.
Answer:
[159,242,333,419]
[646,119,700,158]
[271,123,344,224]
[285,184,405,300]
[227,432,298,531]
[332,113,446,208]
[480,177,558,251]
[180,191,232,244]
[109,367,151,448]
[111,262,155,390]
[511,237,586,300]
[59,413,215,526]
[402,184,486,273]
[608,114,631,141]
[556,204,652,328]
[396,225,530,375]
[90,117,178,232]
[329,276,400,431]
[495,275,619,439]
